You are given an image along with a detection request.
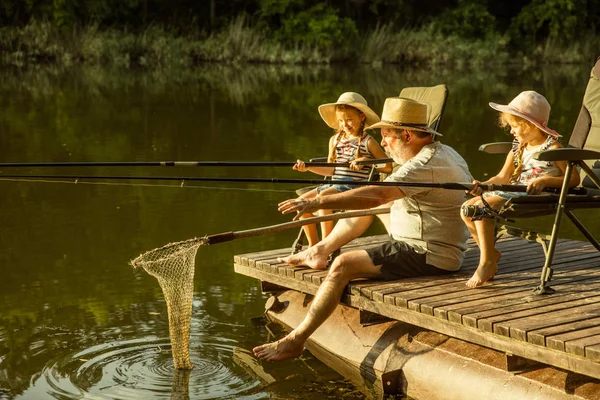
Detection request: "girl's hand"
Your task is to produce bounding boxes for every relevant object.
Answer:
[467,180,483,196]
[350,157,367,171]
[527,177,547,195]
[293,159,308,172]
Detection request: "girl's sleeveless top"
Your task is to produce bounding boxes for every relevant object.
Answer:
[511,136,562,184]
[332,133,375,181]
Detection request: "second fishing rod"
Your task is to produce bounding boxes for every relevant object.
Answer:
[0,173,586,194]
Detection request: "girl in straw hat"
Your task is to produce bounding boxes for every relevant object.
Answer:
[292,92,392,247]
[461,90,580,288]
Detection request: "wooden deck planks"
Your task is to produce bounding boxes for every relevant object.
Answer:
[234,234,600,378]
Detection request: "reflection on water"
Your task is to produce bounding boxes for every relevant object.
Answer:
[1,62,599,399]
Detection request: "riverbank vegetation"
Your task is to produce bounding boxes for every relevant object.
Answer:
[1,0,599,67]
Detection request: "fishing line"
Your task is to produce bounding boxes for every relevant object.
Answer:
[0,177,299,194]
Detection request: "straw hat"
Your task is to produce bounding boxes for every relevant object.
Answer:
[318,92,380,129]
[366,97,442,136]
[489,91,561,138]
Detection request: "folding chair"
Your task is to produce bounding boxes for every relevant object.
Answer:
[400,84,448,132]
[478,59,600,294]
[290,84,450,254]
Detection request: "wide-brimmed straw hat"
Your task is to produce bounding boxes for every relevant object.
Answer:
[318,92,380,129]
[366,97,442,136]
[489,91,561,138]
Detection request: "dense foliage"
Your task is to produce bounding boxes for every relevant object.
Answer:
[1,0,599,65]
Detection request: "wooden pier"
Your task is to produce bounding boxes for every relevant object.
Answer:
[234,234,600,385]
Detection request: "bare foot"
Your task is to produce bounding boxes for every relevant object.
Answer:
[253,335,305,362]
[487,250,501,281]
[466,260,498,288]
[277,245,329,270]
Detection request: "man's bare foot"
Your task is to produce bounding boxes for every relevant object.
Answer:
[466,260,498,288]
[277,245,329,270]
[253,335,305,362]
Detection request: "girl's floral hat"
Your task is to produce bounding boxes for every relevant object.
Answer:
[489,90,561,138]
[318,92,380,129]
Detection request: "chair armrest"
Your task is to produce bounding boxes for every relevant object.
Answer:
[534,148,600,162]
[309,157,328,162]
[478,142,513,154]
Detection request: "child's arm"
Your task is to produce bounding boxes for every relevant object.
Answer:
[358,137,393,173]
[468,152,516,196]
[294,135,336,177]
[526,142,581,194]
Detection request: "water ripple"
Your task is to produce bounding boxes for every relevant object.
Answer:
[35,333,263,399]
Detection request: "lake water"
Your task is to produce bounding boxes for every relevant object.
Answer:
[0,62,598,399]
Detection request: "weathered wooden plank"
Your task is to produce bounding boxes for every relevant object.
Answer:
[543,319,600,352]
[585,343,600,362]
[468,268,600,332]
[234,263,319,296]
[566,335,600,357]
[382,242,587,310]
[476,290,600,335]
[433,260,600,321]
[526,311,600,347]
[311,271,329,285]
[238,248,291,267]
[451,271,600,326]
[503,302,600,341]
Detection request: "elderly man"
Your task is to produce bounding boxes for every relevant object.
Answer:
[253,97,473,362]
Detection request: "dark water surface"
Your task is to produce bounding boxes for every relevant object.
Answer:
[1,63,598,399]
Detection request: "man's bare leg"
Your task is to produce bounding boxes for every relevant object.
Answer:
[277,215,375,269]
[254,250,382,361]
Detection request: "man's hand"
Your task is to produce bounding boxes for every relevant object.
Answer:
[278,197,319,220]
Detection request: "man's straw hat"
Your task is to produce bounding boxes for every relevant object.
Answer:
[489,90,561,138]
[367,97,442,136]
[318,92,380,129]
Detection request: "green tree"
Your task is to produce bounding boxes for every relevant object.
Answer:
[431,0,497,39]
[509,0,588,44]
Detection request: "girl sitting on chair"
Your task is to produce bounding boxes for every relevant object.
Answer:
[462,90,580,288]
[292,92,392,247]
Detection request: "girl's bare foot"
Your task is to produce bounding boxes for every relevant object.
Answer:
[466,260,498,288]
[253,334,305,362]
[277,245,329,270]
[487,250,501,281]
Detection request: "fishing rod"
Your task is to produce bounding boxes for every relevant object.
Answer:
[0,174,584,194]
[0,158,393,168]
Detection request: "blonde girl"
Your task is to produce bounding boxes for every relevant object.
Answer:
[462,91,580,288]
[293,92,393,247]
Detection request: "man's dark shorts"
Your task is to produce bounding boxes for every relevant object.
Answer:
[365,238,454,281]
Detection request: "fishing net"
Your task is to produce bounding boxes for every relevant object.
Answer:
[130,237,207,369]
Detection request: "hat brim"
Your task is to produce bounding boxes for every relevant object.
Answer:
[318,102,380,130]
[489,102,562,138]
[366,121,443,136]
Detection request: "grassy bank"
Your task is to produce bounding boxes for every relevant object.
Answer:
[1,18,597,68]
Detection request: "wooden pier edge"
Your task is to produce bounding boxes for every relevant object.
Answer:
[236,262,600,380]
[235,234,600,388]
